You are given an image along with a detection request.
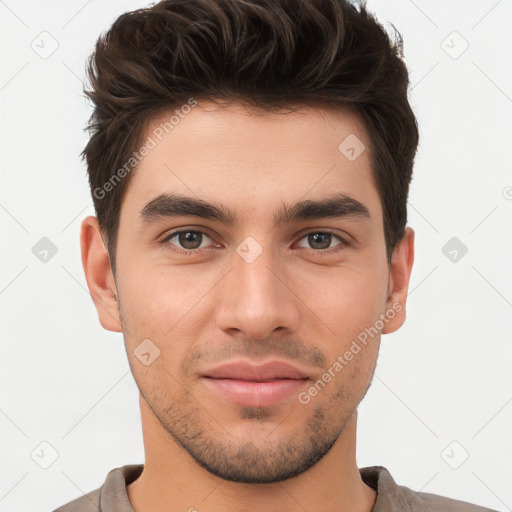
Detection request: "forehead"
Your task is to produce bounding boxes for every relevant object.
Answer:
[121,101,381,223]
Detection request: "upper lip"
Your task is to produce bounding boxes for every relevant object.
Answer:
[201,360,310,381]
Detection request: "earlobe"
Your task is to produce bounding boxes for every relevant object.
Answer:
[382,227,415,334]
[80,216,122,332]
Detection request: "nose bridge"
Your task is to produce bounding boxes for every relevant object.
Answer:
[215,236,299,340]
[236,238,279,303]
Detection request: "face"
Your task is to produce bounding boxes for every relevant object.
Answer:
[83,101,413,484]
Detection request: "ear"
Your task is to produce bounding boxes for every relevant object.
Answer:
[382,227,415,334]
[80,216,122,332]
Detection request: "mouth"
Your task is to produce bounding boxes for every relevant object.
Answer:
[200,360,311,407]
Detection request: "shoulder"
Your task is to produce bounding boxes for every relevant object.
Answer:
[360,466,500,512]
[410,488,500,511]
[53,464,143,512]
[53,488,100,512]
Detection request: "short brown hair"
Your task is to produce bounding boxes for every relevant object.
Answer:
[82,0,419,276]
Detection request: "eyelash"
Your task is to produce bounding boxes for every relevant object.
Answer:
[159,229,351,257]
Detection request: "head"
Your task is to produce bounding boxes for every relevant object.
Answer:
[81,0,416,483]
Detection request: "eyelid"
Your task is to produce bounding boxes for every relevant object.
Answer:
[160,227,351,255]
[159,227,216,249]
[295,231,353,257]
[158,225,214,241]
[294,230,346,248]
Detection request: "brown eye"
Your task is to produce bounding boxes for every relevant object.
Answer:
[296,231,345,251]
[163,230,213,252]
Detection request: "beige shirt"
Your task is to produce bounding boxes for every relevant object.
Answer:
[54,464,499,511]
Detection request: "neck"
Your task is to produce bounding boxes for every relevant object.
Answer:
[127,395,376,512]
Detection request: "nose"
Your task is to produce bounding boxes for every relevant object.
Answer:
[214,244,301,341]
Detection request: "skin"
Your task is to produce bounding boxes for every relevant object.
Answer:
[81,101,414,512]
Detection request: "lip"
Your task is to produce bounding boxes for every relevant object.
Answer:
[200,360,310,407]
[201,360,309,381]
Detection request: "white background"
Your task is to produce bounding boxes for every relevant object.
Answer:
[0,1,511,511]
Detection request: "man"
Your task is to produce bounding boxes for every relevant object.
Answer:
[55,0,499,510]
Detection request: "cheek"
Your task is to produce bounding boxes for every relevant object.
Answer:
[117,259,197,323]
[307,266,388,338]
[325,342,380,414]
[116,267,207,371]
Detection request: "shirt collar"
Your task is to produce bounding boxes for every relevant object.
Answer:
[99,464,409,512]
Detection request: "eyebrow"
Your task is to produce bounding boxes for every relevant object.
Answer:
[138,192,371,227]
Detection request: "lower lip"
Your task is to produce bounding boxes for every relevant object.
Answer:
[202,377,309,407]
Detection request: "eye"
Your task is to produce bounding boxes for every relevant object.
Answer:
[296,231,348,253]
[162,229,214,253]
[160,228,350,256]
